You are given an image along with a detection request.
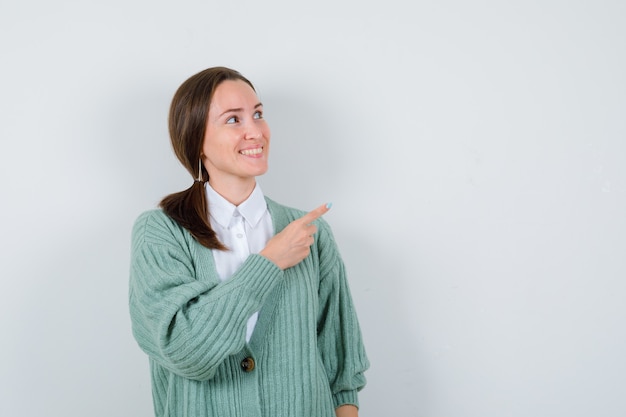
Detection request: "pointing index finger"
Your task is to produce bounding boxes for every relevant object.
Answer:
[300,203,332,225]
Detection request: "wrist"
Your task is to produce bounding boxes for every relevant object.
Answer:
[259,250,284,270]
[335,405,358,417]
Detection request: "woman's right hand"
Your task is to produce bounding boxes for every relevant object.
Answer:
[260,203,331,270]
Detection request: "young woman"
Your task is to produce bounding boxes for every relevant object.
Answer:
[129,67,369,417]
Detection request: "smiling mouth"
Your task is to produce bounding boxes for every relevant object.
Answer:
[239,147,263,156]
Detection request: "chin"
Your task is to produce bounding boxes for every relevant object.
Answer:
[249,164,269,177]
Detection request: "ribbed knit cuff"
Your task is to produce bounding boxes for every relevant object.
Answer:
[235,254,283,298]
[333,390,359,409]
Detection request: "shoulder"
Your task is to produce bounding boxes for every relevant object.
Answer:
[265,197,305,232]
[131,209,189,248]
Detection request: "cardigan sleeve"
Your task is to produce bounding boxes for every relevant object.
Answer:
[129,210,283,381]
[315,219,369,409]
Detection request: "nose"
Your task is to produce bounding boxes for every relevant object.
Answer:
[244,122,262,140]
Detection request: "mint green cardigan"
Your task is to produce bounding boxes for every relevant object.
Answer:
[129,198,369,417]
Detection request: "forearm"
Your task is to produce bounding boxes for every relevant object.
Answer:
[336,405,358,417]
[131,239,282,379]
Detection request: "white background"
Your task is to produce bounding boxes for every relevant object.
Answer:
[1,1,625,416]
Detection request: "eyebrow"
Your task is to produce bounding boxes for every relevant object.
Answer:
[218,102,263,118]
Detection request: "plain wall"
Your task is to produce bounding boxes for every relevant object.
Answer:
[1,1,625,416]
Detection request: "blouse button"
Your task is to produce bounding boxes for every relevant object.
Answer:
[241,357,255,372]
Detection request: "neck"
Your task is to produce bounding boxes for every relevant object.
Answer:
[208,177,256,206]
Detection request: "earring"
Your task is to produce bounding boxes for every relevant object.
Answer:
[197,158,203,182]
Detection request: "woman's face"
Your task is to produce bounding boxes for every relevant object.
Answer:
[202,79,271,188]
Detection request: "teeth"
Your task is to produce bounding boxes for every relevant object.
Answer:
[240,147,263,156]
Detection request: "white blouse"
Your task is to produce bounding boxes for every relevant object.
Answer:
[205,182,274,342]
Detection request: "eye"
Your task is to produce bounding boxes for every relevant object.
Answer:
[226,115,239,124]
[253,110,263,120]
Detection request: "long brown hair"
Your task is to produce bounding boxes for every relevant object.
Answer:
[160,67,256,250]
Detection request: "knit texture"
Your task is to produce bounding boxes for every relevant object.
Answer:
[129,197,369,417]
